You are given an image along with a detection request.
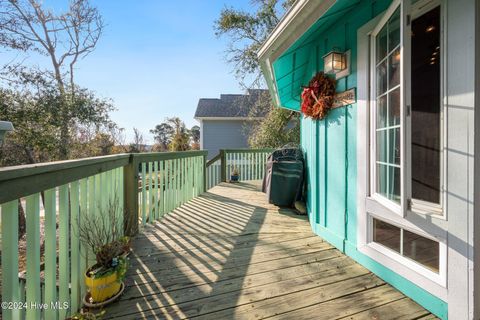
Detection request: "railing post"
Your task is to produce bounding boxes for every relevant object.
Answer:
[124,154,139,236]
[203,153,207,192]
[220,149,227,182]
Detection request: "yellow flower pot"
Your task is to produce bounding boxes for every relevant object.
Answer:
[85,269,122,303]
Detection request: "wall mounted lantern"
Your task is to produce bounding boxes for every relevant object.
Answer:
[0,121,14,143]
[323,49,351,79]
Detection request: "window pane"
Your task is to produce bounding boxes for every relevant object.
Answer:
[388,8,401,51]
[376,25,388,63]
[389,48,401,89]
[376,95,388,128]
[389,88,401,126]
[376,164,400,203]
[376,163,388,196]
[389,166,401,202]
[389,127,401,165]
[411,6,441,205]
[373,218,400,253]
[376,61,387,95]
[376,130,388,163]
[403,230,439,272]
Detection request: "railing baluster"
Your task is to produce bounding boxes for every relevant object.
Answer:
[196,157,201,195]
[79,178,88,298]
[255,152,259,179]
[167,160,171,211]
[141,162,147,225]
[177,159,180,206]
[180,158,184,205]
[159,160,164,217]
[58,184,70,320]
[191,157,195,198]
[26,193,41,320]
[248,152,252,180]
[117,167,125,231]
[70,181,81,313]
[172,159,176,208]
[1,200,20,320]
[193,157,198,196]
[184,157,188,204]
[178,159,182,206]
[148,162,153,222]
[154,161,159,221]
[43,188,57,320]
[207,164,211,189]
[245,153,249,180]
[186,157,189,202]
[170,159,173,211]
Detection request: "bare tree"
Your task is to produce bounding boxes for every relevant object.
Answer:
[0,0,104,158]
[129,127,146,153]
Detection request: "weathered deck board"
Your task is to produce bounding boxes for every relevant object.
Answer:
[104,181,435,320]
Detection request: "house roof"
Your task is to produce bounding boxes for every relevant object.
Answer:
[194,89,269,119]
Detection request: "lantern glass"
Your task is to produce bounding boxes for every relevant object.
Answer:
[324,53,334,73]
[323,51,346,74]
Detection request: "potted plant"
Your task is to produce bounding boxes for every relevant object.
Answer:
[231,166,240,182]
[78,196,130,306]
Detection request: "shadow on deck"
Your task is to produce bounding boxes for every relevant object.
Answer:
[104,181,435,320]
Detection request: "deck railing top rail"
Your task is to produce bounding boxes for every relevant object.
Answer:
[132,150,207,162]
[0,154,132,204]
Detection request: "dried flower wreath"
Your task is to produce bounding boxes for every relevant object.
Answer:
[300,72,336,120]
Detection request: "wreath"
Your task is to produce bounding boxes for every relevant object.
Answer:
[300,72,336,120]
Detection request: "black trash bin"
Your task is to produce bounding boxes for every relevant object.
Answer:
[262,148,304,207]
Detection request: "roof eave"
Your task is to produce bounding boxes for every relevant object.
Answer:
[258,0,336,108]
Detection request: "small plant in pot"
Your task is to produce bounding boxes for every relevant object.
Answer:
[230,166,240,182]
[78,196,130,306]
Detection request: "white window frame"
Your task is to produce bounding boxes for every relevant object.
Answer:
[370,0,446,218]
[356,0,448,301]
[408,0,447,219]
[366,214,447,286]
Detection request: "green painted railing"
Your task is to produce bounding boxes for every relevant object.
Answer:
[134,151,207,226]
[206,149,274,189]
[0,150,207,320]
[206,153,222,190]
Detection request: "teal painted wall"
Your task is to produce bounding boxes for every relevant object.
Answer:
[294,0,448,318]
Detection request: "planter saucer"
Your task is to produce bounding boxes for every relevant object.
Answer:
[83,282,125,308]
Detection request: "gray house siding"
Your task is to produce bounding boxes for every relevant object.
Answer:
[201,120,252,159]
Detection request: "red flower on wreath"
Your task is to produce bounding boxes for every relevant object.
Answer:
[300,72,336,120]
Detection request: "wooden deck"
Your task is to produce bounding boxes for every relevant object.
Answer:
[105,181,435,320]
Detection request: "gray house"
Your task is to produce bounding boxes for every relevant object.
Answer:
[194,89,268,159]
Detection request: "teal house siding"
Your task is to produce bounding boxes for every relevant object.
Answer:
[290,0,448,318]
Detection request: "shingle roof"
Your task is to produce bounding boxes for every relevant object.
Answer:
[194,89,269,118]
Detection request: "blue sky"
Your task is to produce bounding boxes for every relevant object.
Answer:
[79,0,256,143]
[9,1,256,143]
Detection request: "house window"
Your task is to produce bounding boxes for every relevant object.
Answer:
[367,0,444,278]
[373,7,401,204]
[371,0,443,214]
[373,218,439,272]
